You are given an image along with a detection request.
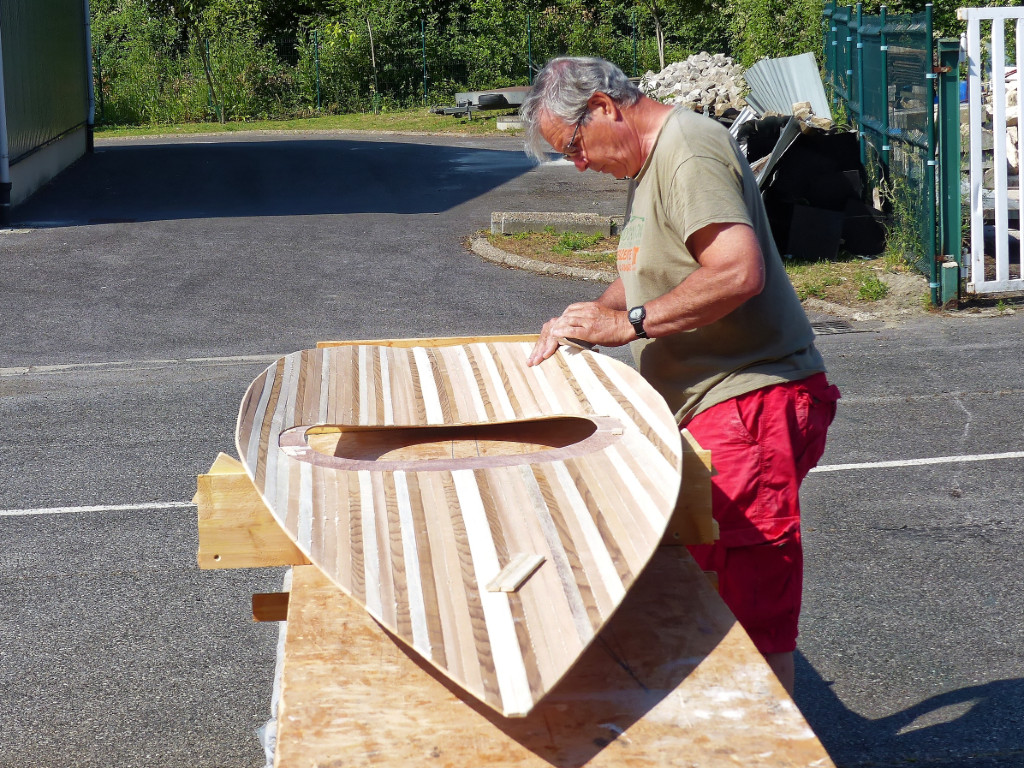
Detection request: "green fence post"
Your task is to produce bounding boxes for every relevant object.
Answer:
[880,6,890,169]
[825,0,838,109]
[315,29,321,111]
[855,3,866,167]
[937,37,962,304]
[925,3,939,305]
[422,19,428,105]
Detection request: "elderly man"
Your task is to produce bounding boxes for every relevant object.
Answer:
[519,56,840,694]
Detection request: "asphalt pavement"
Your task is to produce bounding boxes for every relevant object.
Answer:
[1,131,1022,767]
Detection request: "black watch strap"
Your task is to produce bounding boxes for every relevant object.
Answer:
[628,305,648,339]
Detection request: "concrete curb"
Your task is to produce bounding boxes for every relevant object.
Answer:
[468,236,615,283]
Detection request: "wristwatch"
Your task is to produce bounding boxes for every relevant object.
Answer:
[627,305,648,339]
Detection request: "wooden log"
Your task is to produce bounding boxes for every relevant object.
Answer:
[274,557,835,768]
[193,453,310,570]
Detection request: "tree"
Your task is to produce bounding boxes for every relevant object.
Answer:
[147,0,226,122]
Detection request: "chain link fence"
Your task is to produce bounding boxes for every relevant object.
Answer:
[825,2,939,298]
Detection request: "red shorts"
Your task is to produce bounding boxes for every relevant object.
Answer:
[684,373,839,654]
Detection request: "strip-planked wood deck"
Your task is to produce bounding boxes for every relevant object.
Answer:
[236,342,682,717]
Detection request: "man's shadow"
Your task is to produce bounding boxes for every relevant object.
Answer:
[795,653,1024,766]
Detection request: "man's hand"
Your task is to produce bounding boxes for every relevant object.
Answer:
[526,302,634,366]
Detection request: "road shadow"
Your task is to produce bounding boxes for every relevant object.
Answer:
[795,653,1024,767]
[12,137,533,226]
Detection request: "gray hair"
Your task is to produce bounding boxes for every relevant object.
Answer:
[519,57,643,162]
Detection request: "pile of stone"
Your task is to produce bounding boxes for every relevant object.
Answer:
[640,52,746,115]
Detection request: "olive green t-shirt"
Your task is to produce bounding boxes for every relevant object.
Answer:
[617,108,825,423]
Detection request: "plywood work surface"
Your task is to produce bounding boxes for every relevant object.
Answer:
[236,342,684,717]
[275,555,835,768]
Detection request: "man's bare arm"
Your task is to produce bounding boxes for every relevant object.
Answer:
[526,223,764,366]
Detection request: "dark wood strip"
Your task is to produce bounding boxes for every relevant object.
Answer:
[463,345,497,421]
[383,473,412,639]
[426,348,456,423]
[475,469,543,699]
[563,457,633,586]
[441,472,501,709]
[485,343,523,419]
[581,353,678,467]
[551,351,591,411]
[405,472,447,667]
[401,348,428,425]
[347,473,365,604]
[254,357,286,489]
[372,345,384,424]
[532,464,603,632]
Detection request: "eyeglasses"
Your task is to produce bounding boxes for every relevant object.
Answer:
[562,112,587,159]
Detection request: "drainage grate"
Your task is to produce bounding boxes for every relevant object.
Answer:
[811,319,859,335]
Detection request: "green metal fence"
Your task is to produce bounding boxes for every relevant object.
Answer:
[823,1,962,305]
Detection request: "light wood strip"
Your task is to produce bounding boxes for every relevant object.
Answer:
[584,449,661,574]
[395,471,437,662]
[237,368,270,469]
[474,470,545,698]
[357,346,370,424]
[452,346,492,421]
[426,347,459,423]
[379,346,395,426]
[401,347,429,426]
[412,347,446,425]
[579,353,681,470]
[441,471,501,709]
[563,456,638,584]
[484,343,525,420]
[384,347,414,426]
[588,353,679,453]
[605,441,673,536]
[372,345,385,425]
[316,334,541,349]
[332,468,352,594]
[451,469,533,715]
[489,342,545,419]
[485,466,568,689]
[297,460,313,551]
[432,347,470,423]
[535,461,617,623]
[317,346,330,424]
[370,471,396,627]
[418,471,472,689]
[470,344,517,421]
[253,357,285,491]
[521,464,594,644]
[347,471,366,605]
[549,460,625,612]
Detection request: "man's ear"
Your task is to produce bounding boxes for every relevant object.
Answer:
[587,91,620,119]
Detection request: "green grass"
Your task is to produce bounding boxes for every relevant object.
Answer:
[858,273,890,301]
[553,231,604,254]
[94,107,518,138]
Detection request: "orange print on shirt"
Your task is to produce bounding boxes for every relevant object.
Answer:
[617,245,639,272]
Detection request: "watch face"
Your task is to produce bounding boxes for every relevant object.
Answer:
[629,306,643,323]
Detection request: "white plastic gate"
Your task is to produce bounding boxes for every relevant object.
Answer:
[960,6,1024,294]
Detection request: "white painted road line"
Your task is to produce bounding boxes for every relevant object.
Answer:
[2,450,1023,517]
[0,501,195,517]
[810,450,1024,473]
[0,353,282,377]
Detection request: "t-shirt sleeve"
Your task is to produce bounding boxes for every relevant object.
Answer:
[667,154,753,245]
